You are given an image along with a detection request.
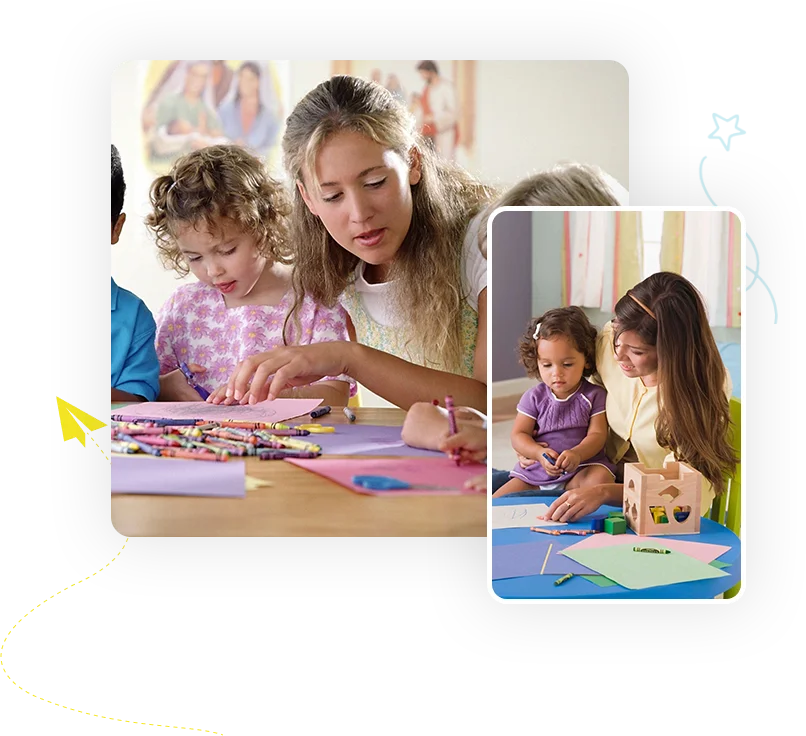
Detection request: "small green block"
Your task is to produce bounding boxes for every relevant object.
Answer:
[604,517,626,534]
[607,510,624,519]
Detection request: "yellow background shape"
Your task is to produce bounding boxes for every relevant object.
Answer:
[0,7,806,736]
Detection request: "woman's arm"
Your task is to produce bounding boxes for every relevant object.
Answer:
[218,290,488,411]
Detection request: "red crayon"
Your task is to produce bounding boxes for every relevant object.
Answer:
[444,395,460,466]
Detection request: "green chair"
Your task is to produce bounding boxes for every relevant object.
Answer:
[708,397,741,598]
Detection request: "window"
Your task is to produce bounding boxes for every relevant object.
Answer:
[641,211,664,281]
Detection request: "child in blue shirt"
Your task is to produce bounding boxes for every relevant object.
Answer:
[111,144,160,403]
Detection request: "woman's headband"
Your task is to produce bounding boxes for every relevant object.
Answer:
[628,292,656,320]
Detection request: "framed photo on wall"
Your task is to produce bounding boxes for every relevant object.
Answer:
[141,60,290,173]
[331,60,476,167]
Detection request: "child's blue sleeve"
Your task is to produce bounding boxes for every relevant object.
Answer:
[114,304,160,402]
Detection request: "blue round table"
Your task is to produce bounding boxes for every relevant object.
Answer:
[492,496,741,599]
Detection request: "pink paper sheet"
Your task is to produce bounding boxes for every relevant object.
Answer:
[560,533,731,563]
[284,457,486,496]
[112,398,322,424]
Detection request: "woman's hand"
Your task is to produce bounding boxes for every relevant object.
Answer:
[158,363,207,402]
[540,485,611,523]
[209,343,350,405]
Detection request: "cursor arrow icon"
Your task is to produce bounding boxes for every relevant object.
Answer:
[56,396,107,446]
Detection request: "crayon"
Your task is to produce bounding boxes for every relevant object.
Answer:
[219,421,282,430]
[343,406,356,423]
[559,529,599,535]
[179,361,211,401]
[111,440,138,454]
[159,448,227,462]
[111,415,200,425]
[445,395,459,466]
[203,439,246,456]
[310,405,332,419]
[253,429,311,437]
[633,546,671,554]
[111,425,168,435]
[116,433,162,456]
[265,435,321,452]
[203,428,259,444]
[554,573,574,586]
[531,527,562,535]
[130,435,175,447]
[257,450,320,460]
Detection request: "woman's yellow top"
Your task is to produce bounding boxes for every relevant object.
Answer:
[596,321,731,514]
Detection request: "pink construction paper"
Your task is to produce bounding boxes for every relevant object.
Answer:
[112,398,322,424]
[284,457,486,496]
[560,533,731,563]
[111,455,245,498]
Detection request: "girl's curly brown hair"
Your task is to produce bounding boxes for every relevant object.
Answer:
[518,306,598,380]
[145,144,292,277]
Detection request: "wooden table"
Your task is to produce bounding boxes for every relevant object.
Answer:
[112,408,486,537]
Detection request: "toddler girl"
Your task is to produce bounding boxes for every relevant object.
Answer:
[492,306,615,497]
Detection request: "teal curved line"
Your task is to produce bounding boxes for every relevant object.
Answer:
[698,155,776,322]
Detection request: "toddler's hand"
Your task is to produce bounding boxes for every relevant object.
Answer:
[555,449,581,474]
[538,447,563,476]
[159,364,207,402]
[516,441,548,469]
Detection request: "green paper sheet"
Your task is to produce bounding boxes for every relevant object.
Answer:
[579,561,730,589]
[564,543,730,590]
[580,575,618,588]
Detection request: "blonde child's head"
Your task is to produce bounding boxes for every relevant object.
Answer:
[146,144,291,277]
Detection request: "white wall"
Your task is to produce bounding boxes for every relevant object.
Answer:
[111,60,628,406]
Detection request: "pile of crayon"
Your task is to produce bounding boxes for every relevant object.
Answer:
[110,415,322,462]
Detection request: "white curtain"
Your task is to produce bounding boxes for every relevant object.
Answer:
[567,211,642,312]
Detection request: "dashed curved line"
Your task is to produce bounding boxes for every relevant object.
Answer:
[36,428,124,608]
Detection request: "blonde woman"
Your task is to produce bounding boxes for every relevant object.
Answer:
[215,75,495,411]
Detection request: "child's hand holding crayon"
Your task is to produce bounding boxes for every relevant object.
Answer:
[158,363,208,402]
[437,425,487,465]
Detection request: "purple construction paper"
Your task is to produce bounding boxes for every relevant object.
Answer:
[492,540,552,580]
[111,456,245,498]
[314,425,444,457]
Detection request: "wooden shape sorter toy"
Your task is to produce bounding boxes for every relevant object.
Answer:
[623,461,702,536]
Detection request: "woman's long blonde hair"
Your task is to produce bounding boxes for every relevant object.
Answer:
[613,272,738,494]
[282,75,495,372]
